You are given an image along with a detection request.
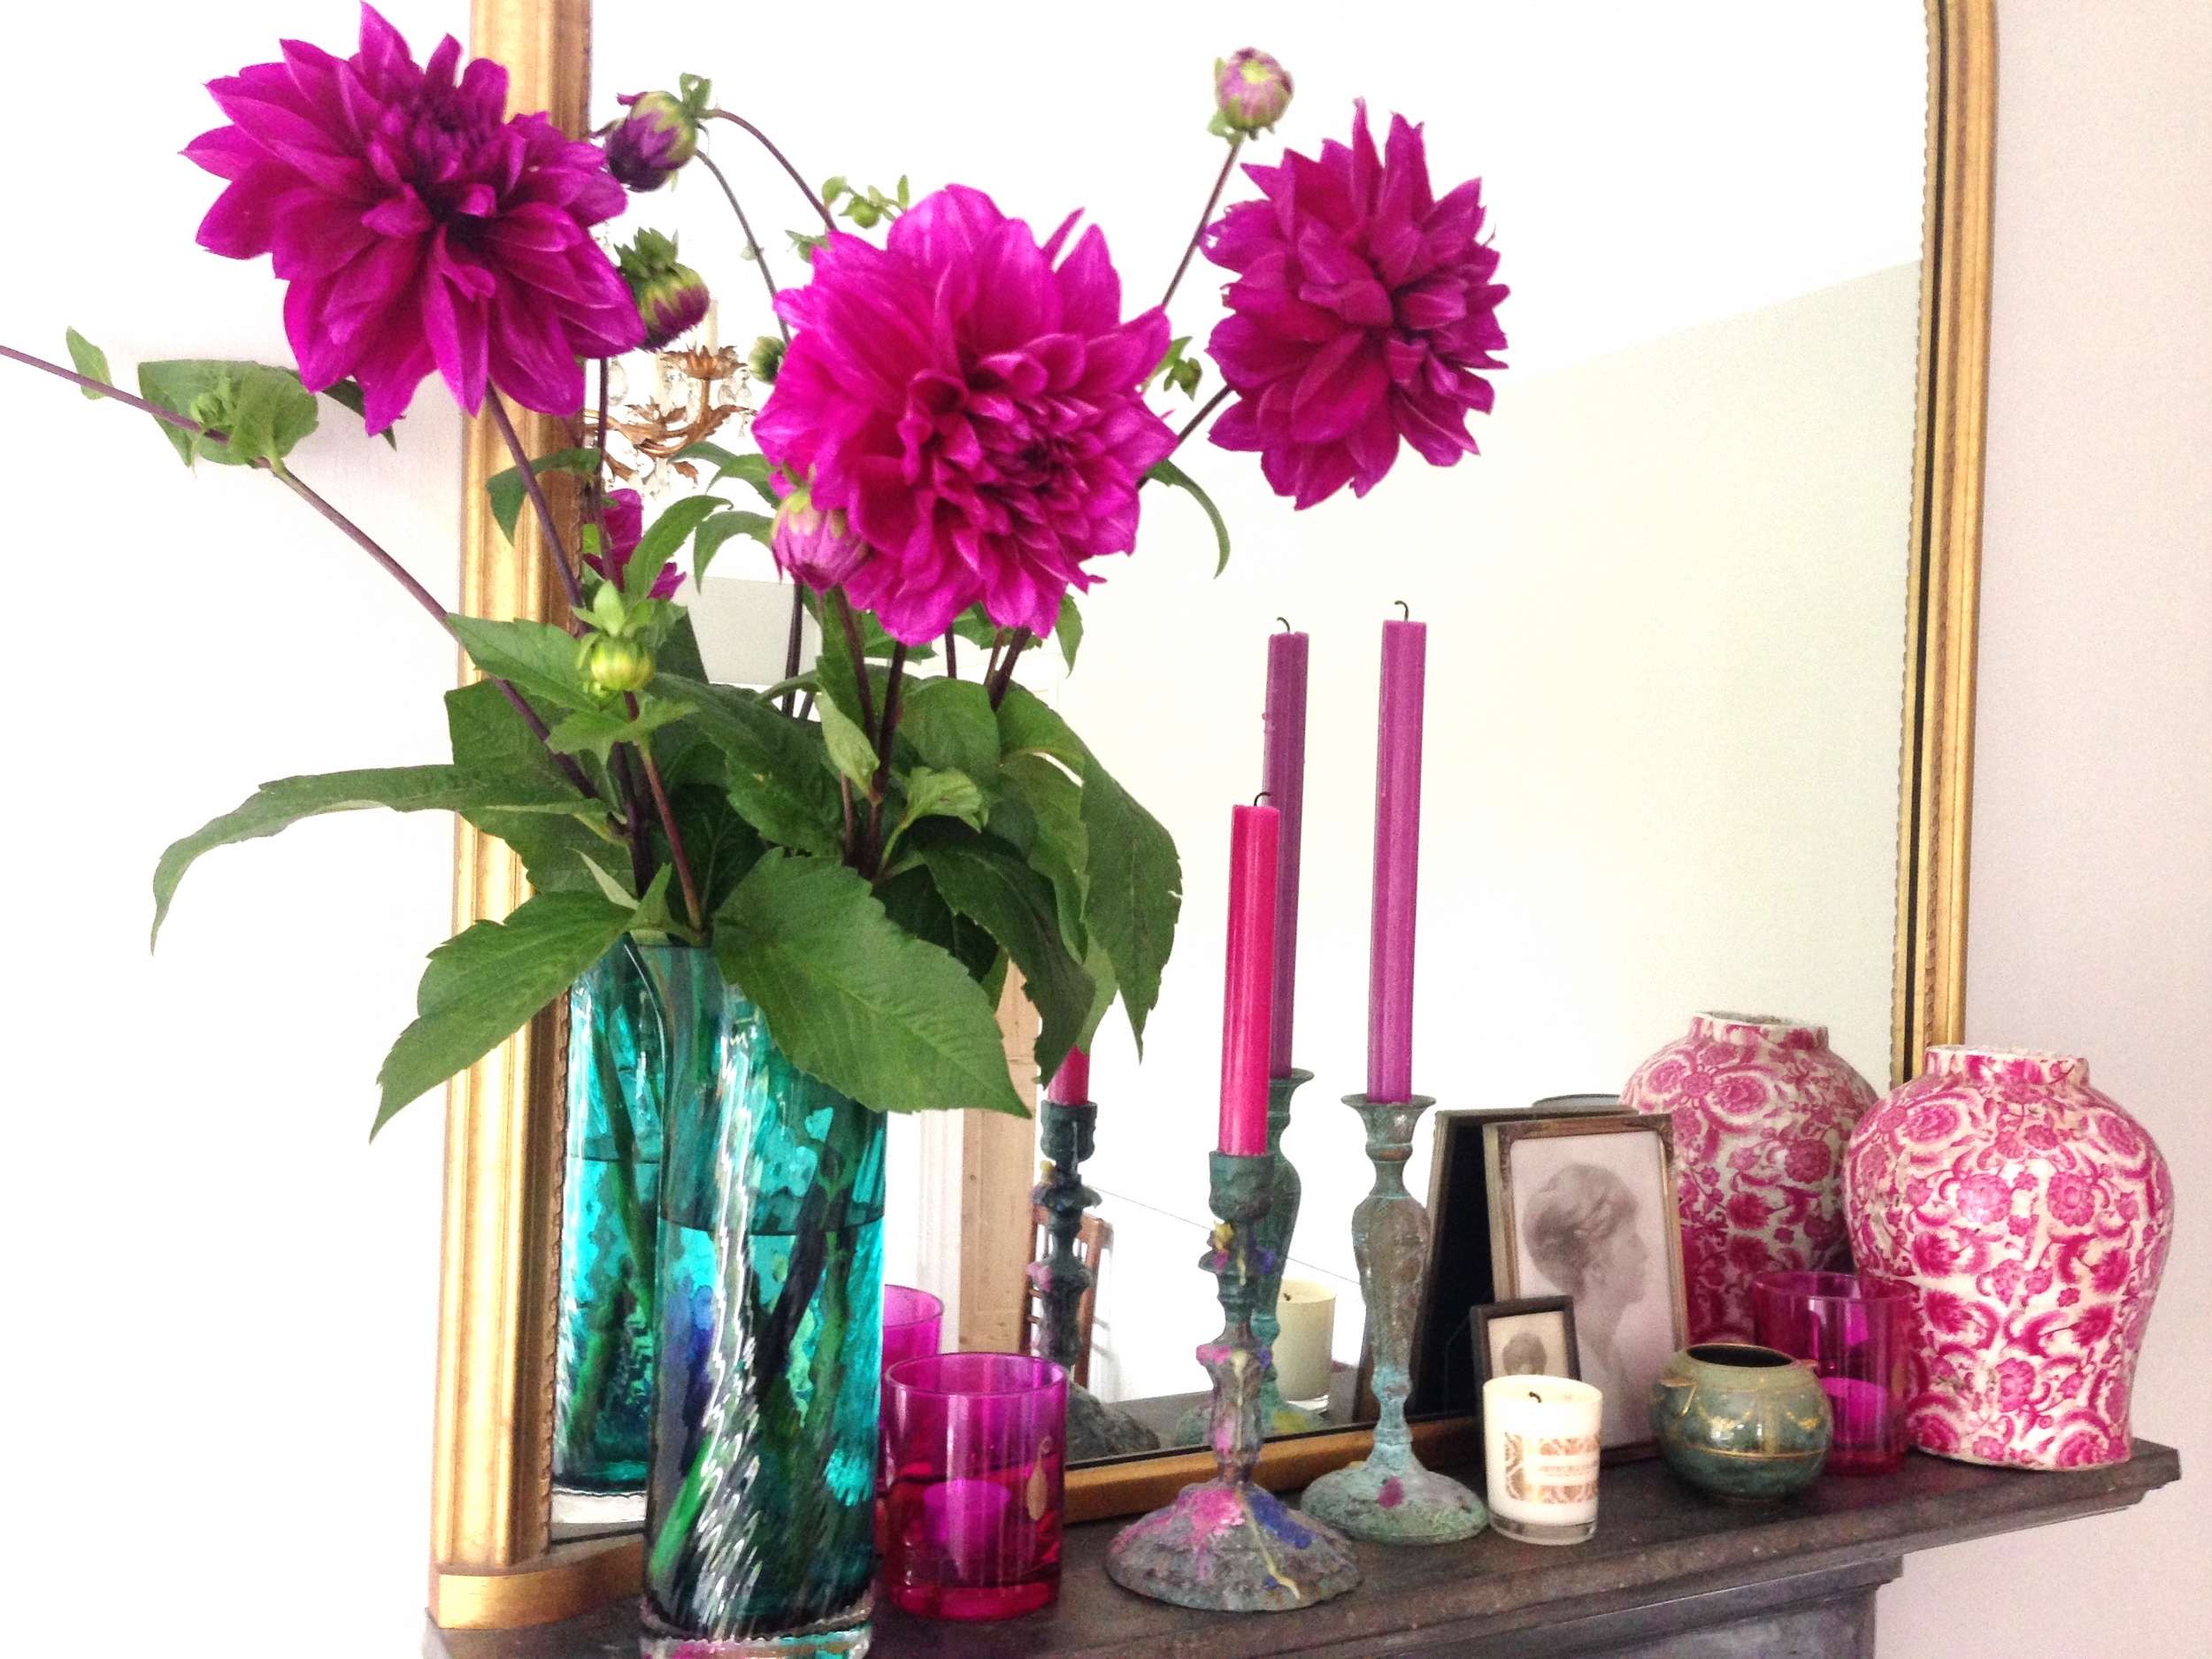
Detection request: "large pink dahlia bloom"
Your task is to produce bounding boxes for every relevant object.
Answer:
[186,4,643,434]
[1204,104,1508,508]
[752,186,1175,644]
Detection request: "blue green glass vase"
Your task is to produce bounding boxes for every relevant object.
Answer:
[642,980,887,1657]
[554,941,711,1511]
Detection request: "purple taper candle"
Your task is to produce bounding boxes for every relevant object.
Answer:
[1263,628,1310,1077]
[1367,617,1426,1103]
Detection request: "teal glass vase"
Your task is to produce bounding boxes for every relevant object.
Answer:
[642,983,887,1657]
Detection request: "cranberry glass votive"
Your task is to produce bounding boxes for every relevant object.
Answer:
[883,1285,945,1374]
[882,1353,1067,1619]
[1752,1271,1911,1475]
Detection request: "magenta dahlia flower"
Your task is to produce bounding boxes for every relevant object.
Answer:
[185,5,644,434]
[1203,104,1508,508]
[585,489,682,598]
[752,185,1175,643]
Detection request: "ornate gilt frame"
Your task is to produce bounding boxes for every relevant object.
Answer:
[427,0,1995,1627]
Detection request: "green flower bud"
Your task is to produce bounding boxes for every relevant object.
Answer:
[585,634,656,694]
[749,334,786,386]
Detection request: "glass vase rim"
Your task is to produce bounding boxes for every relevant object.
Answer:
[886,1352,1066,1398]
[1751,1270,1912,1305]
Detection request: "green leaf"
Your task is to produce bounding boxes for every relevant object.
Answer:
[990,752,1089,956]
[486,448,602,542]
[546,692,696,764]
[136,360,317,471]
[662,783,766,916]
[655,673,844,855]
[154,762,580,944]
[628,495,724,599]
[444,681,618,894]
[875,863,997,984]
[374,890,635,1133]
[1078,749,1182,1051]
[692,509,774,582]
[898,676,1001,782]
[815,687,880,795]
[668,442,780,507]
[1147,457,1233,576]
[897,767,986,835]
[994,682,1085,771]
[949,605,999,651]
[319,379,398,449]
[64,328,111,400]
[714,856,1025,1116]
[658,612,709,681]
[920,841,1094,1083]
[1053,592,1084,670]
[449,616,596,714]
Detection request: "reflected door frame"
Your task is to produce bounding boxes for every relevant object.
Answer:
[425,0,1995,1630]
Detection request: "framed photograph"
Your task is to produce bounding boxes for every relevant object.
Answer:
[1407,1096,1624,1417]
[1485,1115,1688,1459]
[1472,1296,1580,1386]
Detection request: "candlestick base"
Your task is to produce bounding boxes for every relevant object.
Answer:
[1107,1152,1360,1612]
[1302,1094,1488,1546]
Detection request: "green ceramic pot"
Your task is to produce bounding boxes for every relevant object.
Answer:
[1649,1343,1832,1501]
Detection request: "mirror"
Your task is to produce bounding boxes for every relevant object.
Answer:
[584,0,1927,1463]
[432,0,1992,1615]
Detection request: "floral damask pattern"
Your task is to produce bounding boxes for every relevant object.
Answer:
[1624,1014,1878,1343]
[1845,1048,2172,1470]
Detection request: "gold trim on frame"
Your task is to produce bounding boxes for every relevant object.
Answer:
[1893,0,1996,1084]
[427,0,1999,1626]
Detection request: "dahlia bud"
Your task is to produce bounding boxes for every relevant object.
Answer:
[584,634,657,694]
[617,229,711,350]
[606,90,700,192]
[748,334,786,386]
[1213,50,1294,135]
[772,483,871,590]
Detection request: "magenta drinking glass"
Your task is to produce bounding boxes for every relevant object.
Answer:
[1751,1270,1911,1476]
[882,1285,945,1374]
[882,1353,1067,1620]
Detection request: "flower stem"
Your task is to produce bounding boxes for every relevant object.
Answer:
[697,150,792,346]
[1171,385,1233,454]
[865,643,909,873]
[1,343,604,805]
[827,588,877,735]
[987,628,1034,710]
[610,742,656,894]
[1162,135,1244,311]
[627,695,705,933]
[707,111,835,232]
[780,586,805,715]
[590,357,611,530]
[943,630,959,680]
[488,393,585,616]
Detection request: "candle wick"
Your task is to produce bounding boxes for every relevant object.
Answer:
[1277,616,1294,632]
[1254,789,1272,805]
[1529,1391,1543,1402]
[1394,599,1411,620]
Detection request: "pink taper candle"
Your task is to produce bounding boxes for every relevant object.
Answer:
[1047,1048,1090,1105]
[1367,618,1426,1103]
[1219,804,1280,1156]
[1263,630,1310,1077]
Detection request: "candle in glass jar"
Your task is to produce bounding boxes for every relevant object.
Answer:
[1367,618,1426,1103]
[1218,803,1279,1156]
[1263,628,1310,1077]
[1482,1376,1602,1545]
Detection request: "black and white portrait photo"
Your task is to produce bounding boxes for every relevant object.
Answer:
[1472,1297,1580,1389]
[1487,1118,1687,1452]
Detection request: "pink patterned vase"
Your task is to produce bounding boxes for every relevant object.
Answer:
[1844,1047,2172,1470]
[1623,1013,1878,1345]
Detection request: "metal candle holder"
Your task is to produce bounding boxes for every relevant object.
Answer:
[1302,1094,1488,1543]
[1253,1067,1327,1432]
[1029,1096,1160,1461]
[1106,1152,1361,1612]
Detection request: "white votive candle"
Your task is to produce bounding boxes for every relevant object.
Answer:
[1272,1279,1338,1403]
[1483,1376,1603,1545]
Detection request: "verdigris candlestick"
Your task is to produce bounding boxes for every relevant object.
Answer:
[1302,1094,1487,1543]
[1030,1095,1160,1461]
[1107,1153,1361,1612]
[1255,1067,1326,1432]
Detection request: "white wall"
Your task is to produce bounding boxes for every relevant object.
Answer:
[0,5,468,1656]
[1880,1,2212,1650]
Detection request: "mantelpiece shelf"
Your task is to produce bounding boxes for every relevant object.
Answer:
[429,1442,2177,1659]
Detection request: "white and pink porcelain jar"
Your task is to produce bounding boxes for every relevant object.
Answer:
[1624,1013,1878,1344]
[1845,1047,2172,1470]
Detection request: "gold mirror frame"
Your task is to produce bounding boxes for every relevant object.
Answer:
[426,0,1995,1628]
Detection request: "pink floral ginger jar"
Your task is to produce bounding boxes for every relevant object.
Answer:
[1623,1013,1878,1344]
[1845,1047,2172,1470]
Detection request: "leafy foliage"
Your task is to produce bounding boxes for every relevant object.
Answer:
[1148,457,1233,575]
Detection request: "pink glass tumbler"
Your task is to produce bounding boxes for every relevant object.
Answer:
[883,1285,944,1374]
[1752,1271,1911,1476]
[882,1353,1067,1620]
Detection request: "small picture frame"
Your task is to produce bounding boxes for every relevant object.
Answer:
[1472,1296,1580,1387]
[1485,1114,1689,1460]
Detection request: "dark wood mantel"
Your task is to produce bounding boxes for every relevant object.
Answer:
[430,1442,2178,1658]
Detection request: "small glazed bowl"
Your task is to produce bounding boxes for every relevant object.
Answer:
[1649,1342,1833,1502]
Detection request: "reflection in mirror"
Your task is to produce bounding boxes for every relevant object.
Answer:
[570,0,1930,1488]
